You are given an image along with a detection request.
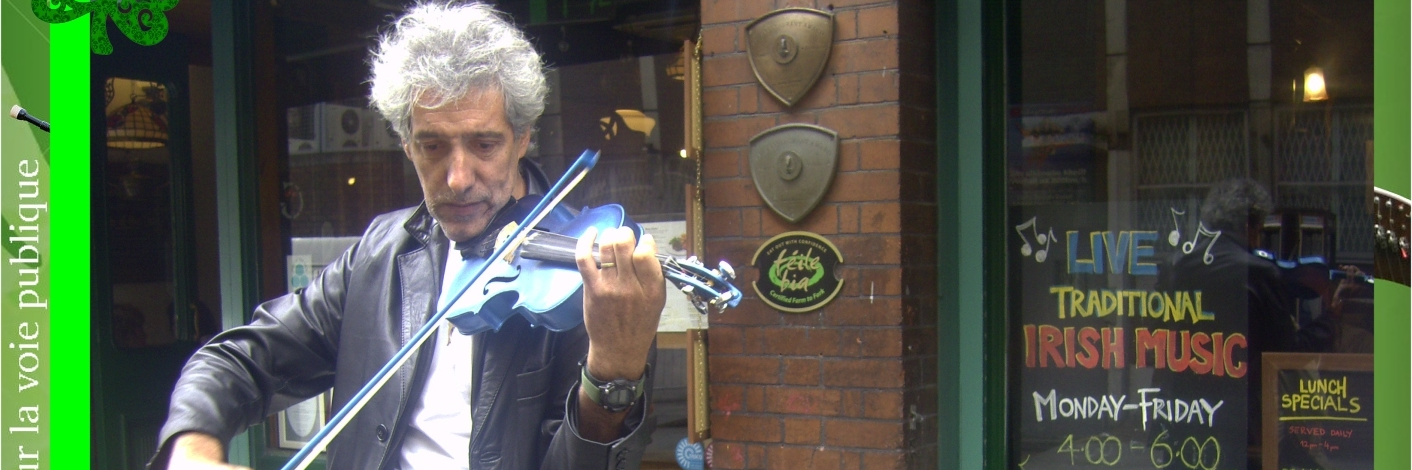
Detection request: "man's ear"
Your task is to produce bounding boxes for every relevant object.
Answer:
[514,131,532,160]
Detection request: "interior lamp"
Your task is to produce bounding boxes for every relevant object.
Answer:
[614,109,657,136]
[1303,66,1328,102]
[107,84,170,149]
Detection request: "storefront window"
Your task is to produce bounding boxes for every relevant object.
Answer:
[1004,2,1375,469]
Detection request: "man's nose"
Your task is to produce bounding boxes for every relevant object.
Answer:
[445,144,476,193]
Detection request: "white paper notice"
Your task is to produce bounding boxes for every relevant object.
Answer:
[638,221,707,331]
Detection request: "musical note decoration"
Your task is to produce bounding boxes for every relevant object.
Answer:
[1167,208,1186,247]
[32,0,179,55]
[1181,222,1222,265]
[1014,217,1055,263]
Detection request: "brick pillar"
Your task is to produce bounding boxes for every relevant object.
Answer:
[700,1,937,469]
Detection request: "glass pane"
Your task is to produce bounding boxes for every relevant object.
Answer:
[1003,2,1375,469]
[104,77,179,349]
[534,56,691,223]
[283,101,421,239]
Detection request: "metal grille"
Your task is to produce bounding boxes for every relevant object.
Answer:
[1133,111,1248,188]
[1274,105,1375,260]
[1274,106,1373,183]
[1132,110,1249,244]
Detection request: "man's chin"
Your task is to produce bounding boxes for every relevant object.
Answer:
[440,222,492,243]
[430,211,491,243]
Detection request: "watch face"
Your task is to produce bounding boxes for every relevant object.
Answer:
[603,380,636,409]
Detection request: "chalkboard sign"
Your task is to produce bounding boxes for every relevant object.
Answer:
[1262,353,1373,470]
[1010,202,1254,470]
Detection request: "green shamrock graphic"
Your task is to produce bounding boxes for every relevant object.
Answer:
[33,0,180,55]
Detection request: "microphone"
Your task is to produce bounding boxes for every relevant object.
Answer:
[10,105,49,133]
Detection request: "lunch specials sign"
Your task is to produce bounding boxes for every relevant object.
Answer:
[1010,203,1253,470]
[1263,353,1374,470]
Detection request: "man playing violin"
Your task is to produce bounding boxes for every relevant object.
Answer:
[153,3,667,469]
[1158,178,1336,470]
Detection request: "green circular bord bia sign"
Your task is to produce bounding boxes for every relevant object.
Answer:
[750,231,844,313]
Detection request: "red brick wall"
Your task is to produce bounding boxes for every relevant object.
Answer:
[700,0,937,468]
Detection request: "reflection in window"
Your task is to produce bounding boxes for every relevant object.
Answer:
[533,55,690,223]
[1004,1,1374,469]
[105,78,177,348]
[283,102,420,237]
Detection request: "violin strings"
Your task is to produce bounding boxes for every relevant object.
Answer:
[522,228,679,264]
[510,229,729,314]
[518,230,714,284]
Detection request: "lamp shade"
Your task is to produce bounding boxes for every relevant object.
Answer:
[666,53,686,80]
[614,109,657,136]
[1303,66,1328,102]
[107,85,169,149]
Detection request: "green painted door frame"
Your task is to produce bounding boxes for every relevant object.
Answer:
[212,0,262,465]
[212,4,327,468]
[936,0,1007,468]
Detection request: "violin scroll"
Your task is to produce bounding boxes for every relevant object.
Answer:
[665,256,742,314]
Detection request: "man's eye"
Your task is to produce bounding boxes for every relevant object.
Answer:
[421,142,441,152]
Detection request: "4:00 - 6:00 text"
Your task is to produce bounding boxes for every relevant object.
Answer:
[1048,431,1220,470]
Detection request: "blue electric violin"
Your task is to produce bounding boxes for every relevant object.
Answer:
[282,150,741,470]
[1252,249,1373,299]
[440,193,741,335]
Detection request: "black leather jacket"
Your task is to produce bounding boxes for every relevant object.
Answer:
[153,161,654,470]
[1158,234,1333,460]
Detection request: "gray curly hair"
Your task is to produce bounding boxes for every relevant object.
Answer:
[369,2,548,142]
[1200,178,1273,236]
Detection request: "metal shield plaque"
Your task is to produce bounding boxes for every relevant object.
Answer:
[751,231,844,313]
[749,123,838,223]
[746,8,834,107]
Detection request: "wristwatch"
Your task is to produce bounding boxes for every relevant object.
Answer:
[581,363,647,413]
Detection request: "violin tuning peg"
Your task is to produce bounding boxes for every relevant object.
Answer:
[680,285,695,294]
[718,261,736,280]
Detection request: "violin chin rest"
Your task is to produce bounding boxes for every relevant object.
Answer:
[497,221,521,263]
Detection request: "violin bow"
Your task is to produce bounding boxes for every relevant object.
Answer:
[281,150,601,470]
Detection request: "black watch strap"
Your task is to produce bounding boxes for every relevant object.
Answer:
[581,364,647,413]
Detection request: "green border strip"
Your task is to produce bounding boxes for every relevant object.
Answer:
[1372,0,1410,469]
[936,1,976,469]
[51,15,91,470]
